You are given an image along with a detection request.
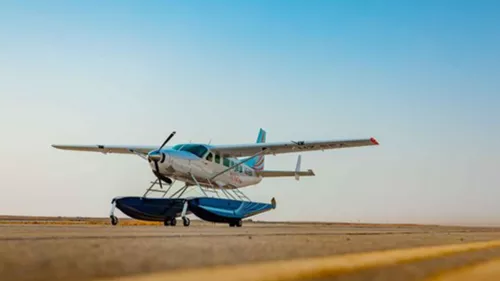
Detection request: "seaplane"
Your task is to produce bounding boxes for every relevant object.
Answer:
[52,129,379,227]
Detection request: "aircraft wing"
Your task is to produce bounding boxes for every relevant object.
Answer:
[51,144,159,155]
[210,137,379,157]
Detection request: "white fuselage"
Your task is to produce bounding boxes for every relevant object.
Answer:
[148,148,262,189]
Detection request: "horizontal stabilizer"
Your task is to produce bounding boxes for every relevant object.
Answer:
[257,170,315,178]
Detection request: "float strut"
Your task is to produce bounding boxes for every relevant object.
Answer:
[181,200,188,219]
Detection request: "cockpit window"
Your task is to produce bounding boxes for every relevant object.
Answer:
[172,144,208,158]
[171,144,184,150]
[206,152,213,162]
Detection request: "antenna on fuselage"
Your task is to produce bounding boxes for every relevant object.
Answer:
[208,139,212,145]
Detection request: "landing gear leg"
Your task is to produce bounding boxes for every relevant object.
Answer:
[181,200,190,227]
[110,200,118,226]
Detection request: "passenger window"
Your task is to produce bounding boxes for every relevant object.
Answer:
[245,168,252,176]
[205,152,213,162]
[223,158,230,167]
[215,154,220,164]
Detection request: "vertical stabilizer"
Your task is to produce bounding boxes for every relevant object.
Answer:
[247,128,266,172]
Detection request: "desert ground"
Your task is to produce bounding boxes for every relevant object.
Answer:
[2,217,500,281]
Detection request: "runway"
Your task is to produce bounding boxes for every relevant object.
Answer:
[2,221,500,281]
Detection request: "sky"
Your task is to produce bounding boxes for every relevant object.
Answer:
[0,0,499,226]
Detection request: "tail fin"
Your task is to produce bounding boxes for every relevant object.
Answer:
[247,128,266,172]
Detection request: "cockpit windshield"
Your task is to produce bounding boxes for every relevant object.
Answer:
[171,144,208,158]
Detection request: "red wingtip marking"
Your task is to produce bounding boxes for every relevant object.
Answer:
[370,137,379,145]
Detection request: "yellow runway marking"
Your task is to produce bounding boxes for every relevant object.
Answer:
[94,240,500,281]
[425,258,500,281]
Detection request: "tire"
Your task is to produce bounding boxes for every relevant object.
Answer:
[170,218,177,226]
[236,220,243,227]
[110,216,118,226]
[183,217,190,227]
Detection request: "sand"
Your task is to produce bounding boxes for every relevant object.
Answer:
[2,219,500,281]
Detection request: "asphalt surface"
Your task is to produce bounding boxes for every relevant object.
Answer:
[2,222,500,281]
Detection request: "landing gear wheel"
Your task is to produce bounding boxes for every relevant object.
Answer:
[229,222,235,227]
[164,217,171,226]
[110,215,118,226]
[236,219,243,227]
[182,217,190,227]
[170,218,177,226]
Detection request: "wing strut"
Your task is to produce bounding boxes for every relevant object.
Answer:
[128,149,148,161]
[209,148,268,181]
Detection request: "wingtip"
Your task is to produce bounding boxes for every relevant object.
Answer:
[370,137,379,145]
[51,144,68,150]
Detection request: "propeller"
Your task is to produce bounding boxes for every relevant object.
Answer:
[149,131,176,189]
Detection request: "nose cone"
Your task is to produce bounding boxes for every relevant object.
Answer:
[147,151,162,162]
[147,150,170,163]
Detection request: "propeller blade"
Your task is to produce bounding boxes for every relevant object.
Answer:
[154,161,163,189]
[158,131,176,151]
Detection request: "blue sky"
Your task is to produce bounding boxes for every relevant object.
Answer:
[1,1,499,225]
